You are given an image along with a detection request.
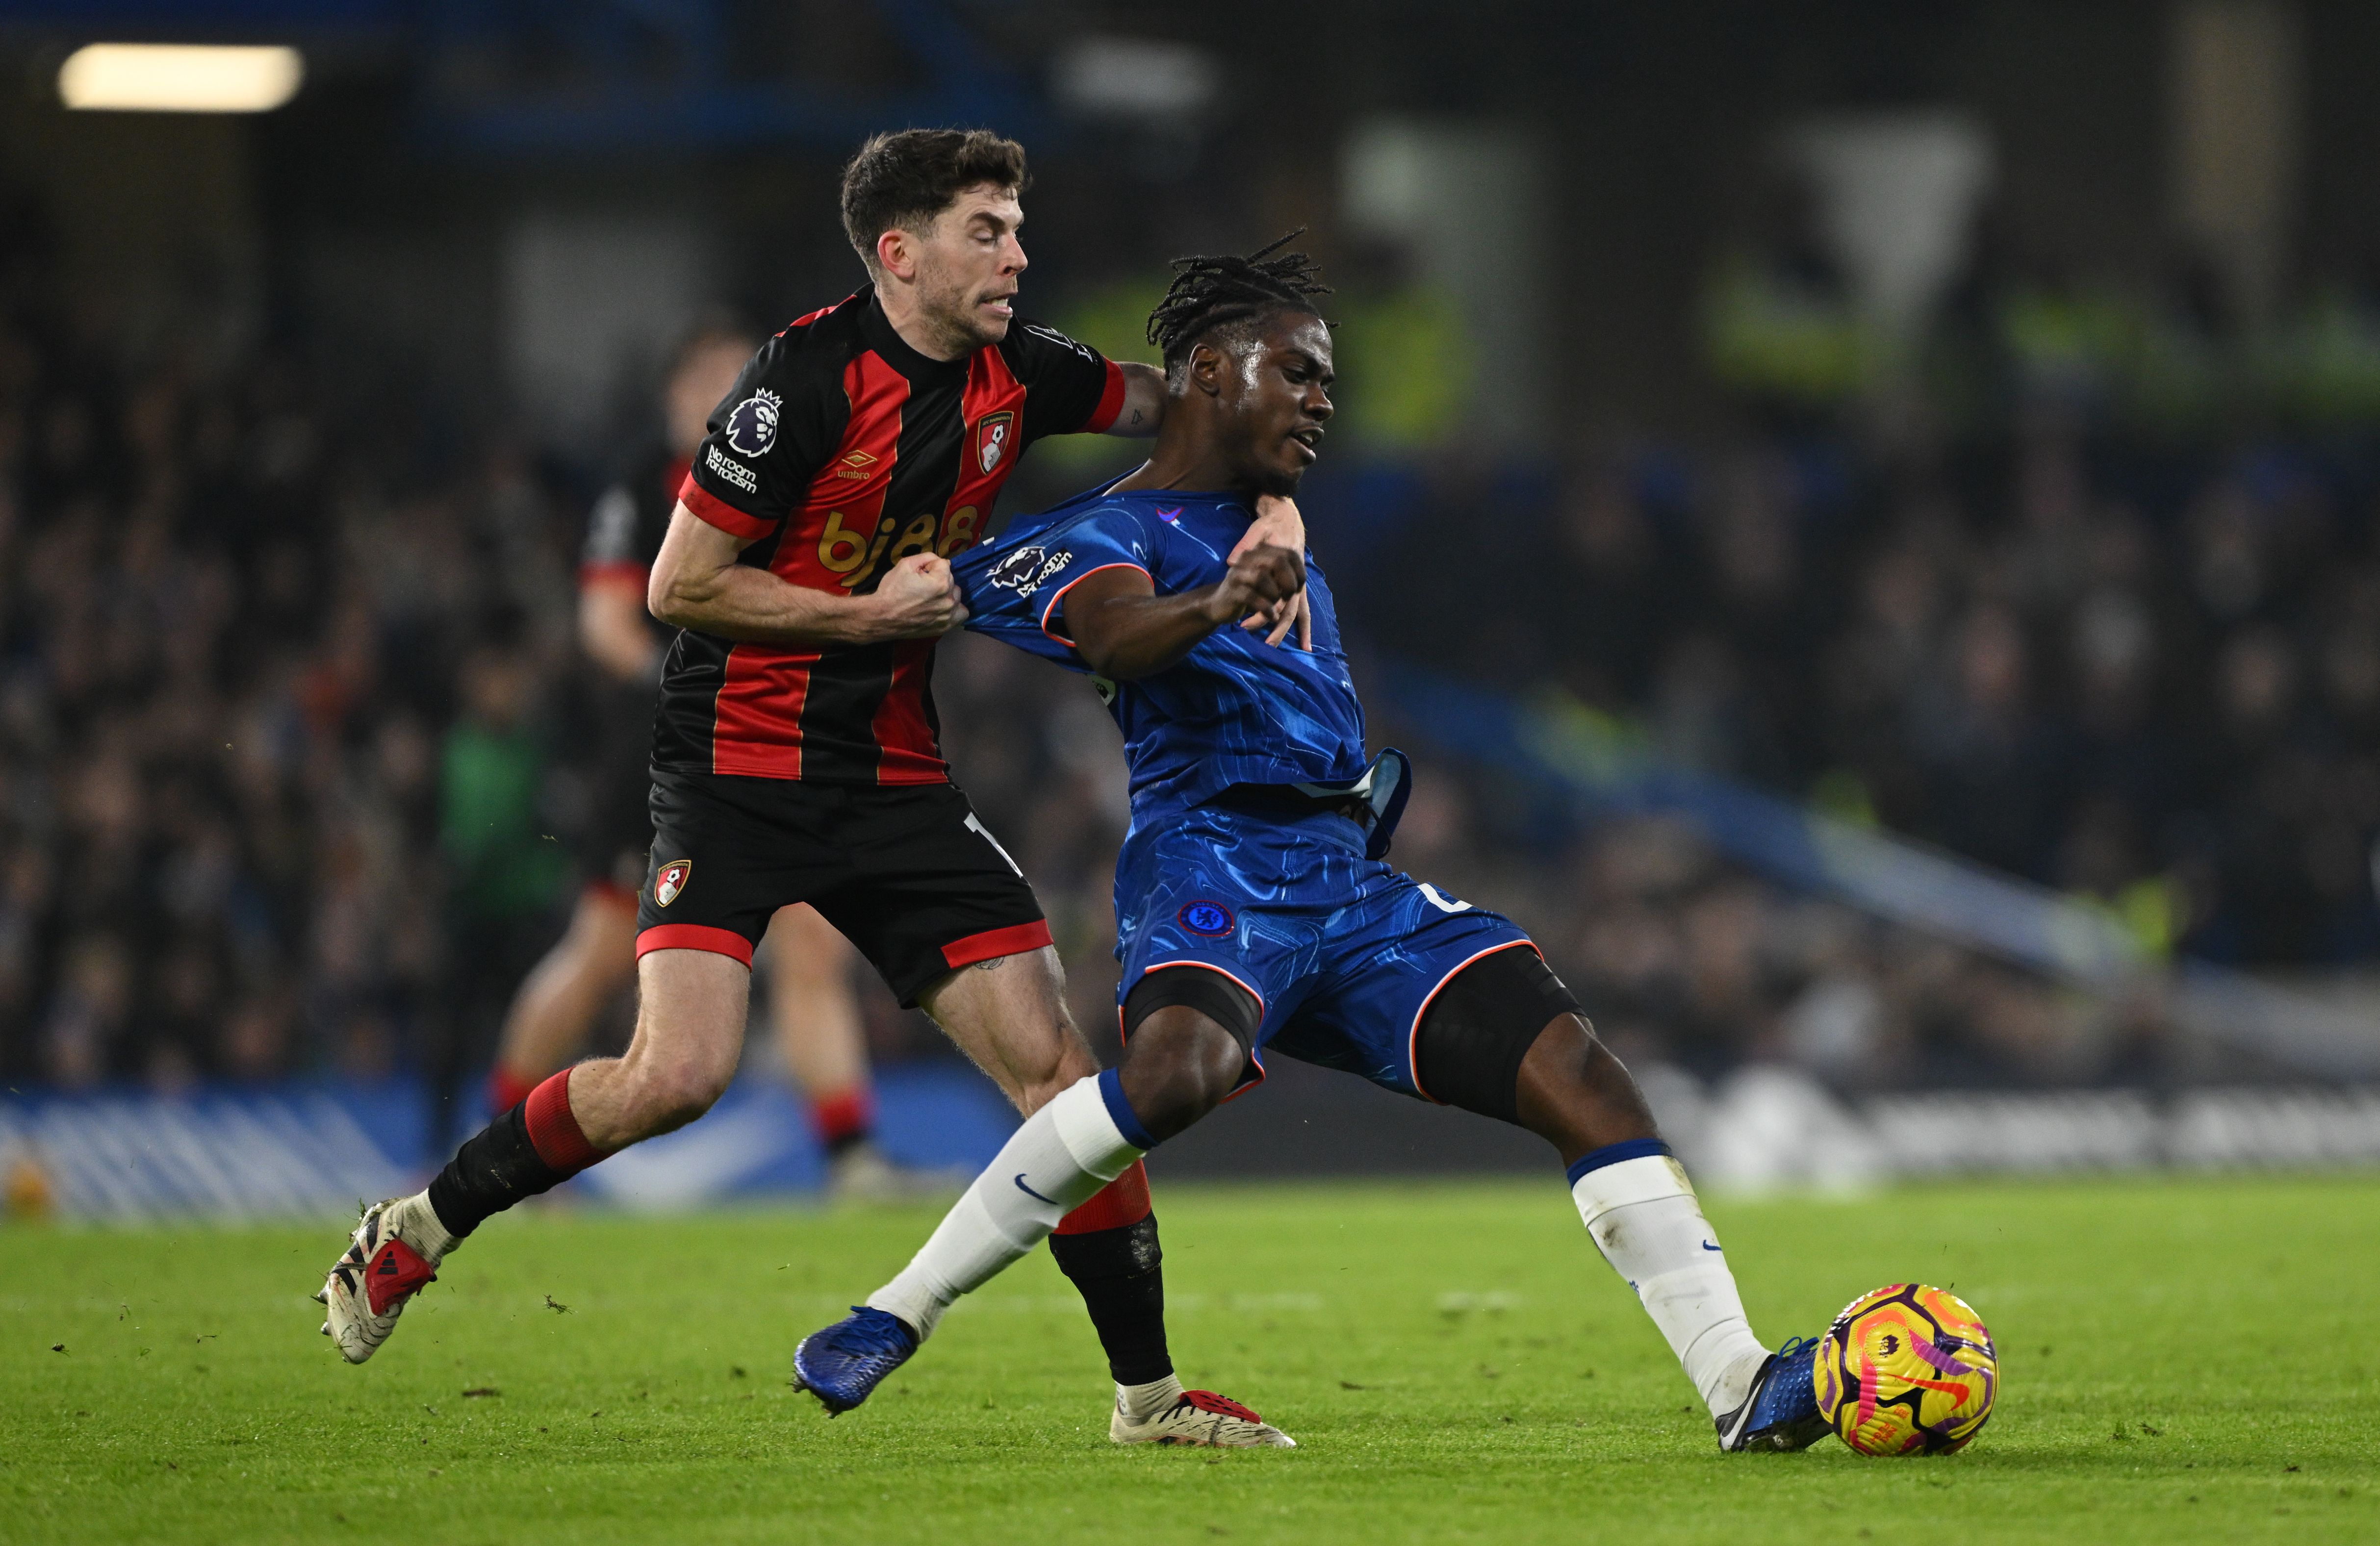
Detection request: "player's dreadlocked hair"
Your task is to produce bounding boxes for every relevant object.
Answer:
[1146,232,1331,383]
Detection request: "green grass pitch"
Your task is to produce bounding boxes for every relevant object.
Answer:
[5,1175,2376,1544]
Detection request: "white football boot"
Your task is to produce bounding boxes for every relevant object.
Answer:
[315,1193,456,1364]
[1110,1388,1297,1448]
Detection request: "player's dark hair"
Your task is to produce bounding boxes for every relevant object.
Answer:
[840,128,1030,272]
[1146,232,1331,381]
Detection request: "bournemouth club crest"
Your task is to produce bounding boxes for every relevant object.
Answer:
[975,411,1015,476]
[653,859,692,908]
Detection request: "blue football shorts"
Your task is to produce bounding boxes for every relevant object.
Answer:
[1112,800,1541,1101]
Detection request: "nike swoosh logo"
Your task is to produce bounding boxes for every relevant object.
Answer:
[1702,1241,1723,1252]
[1013,1173,1058,1204]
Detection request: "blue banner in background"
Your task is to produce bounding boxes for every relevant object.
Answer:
[0,1064,1018,1221]
[1376,660,2380,1079]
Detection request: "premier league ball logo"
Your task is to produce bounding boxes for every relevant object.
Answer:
[724,389,781,458]
[985,545,1048,592]
[984,544,1072,597]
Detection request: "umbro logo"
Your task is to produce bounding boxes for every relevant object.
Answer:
[834,450,878,481]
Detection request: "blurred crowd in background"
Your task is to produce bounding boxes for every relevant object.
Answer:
[7,158,2380,1099]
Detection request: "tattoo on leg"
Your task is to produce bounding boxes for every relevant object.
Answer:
[973,956,1006,972]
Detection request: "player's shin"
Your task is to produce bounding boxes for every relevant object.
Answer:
[1049,1160,1182,1419]
[425,1068,616,1240]
[1569,1139,1768,1418]
[866,1070,1151,1339]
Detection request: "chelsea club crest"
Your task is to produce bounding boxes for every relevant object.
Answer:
[1177,901,1235,937]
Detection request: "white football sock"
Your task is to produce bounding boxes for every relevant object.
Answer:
[1570,1149,1769,1418]
[1117,1373,1186,1423]
[399,1192,460,1262]
[867,1072,1148,1340]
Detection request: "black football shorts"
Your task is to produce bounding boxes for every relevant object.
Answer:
[634,768,1051,1006]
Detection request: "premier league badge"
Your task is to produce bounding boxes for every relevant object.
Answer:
[985,544,1047,592]
[724,388,781,457]
[653,859,692,908]
[984,543,1071,597]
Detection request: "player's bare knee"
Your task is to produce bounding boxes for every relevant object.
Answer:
[1118,1007,1239,1140]
[1019,1037,1100,1113]
[1515,1013,1658,1153]
[622,1056,730,1135]
[978,1008,1096,1115]
[1560,1016,1656,1110]
[608,1013,740,1136]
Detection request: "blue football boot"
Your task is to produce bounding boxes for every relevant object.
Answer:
[1715,1336,1830,1452]
[792,1305,919,1416]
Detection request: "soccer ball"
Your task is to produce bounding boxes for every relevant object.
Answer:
[1810,1283,1998,1456]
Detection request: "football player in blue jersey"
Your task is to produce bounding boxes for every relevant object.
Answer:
[793,238,1832,1452]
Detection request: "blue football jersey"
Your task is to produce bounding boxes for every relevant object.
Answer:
[953,485,1371,821]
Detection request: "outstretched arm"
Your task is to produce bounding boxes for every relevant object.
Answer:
[1058,544,1305,681]
[648,506,967,646]
[1104,362,1168,438]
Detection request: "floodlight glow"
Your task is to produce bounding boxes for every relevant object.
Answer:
[58,44,304,113]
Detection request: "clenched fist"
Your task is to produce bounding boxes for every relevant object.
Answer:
[1202,542,1305,633]
[865,553,969,640]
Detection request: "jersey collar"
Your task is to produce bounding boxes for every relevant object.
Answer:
[861,290,972,383]
[1108,486,1256,520]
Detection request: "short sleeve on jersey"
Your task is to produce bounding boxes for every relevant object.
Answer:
[954,504,1157,666]
[1006,321,1127,442]
[680,328,841,540]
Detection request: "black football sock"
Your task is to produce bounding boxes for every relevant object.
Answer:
[426,1071,609,1238]
[426,1104,563,1239]
[1049,1214,1174,1386]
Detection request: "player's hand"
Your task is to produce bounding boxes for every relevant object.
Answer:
[867,553,968,639]
[1243,579,1311,648]
[1205,543,1305,634]
[1234,495,1313,649]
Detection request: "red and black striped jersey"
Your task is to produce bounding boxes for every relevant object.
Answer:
[660,288,1124,785]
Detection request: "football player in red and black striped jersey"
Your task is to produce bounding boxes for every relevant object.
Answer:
[482,323,941,1201]
[321,129,1298,1443]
